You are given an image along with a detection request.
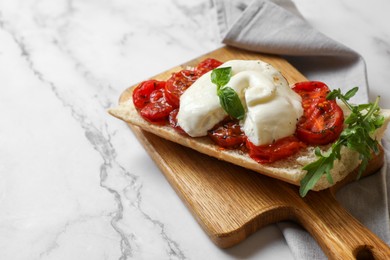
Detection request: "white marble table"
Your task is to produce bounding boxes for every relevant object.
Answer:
[1,0,389,259]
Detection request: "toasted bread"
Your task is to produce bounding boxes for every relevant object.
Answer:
[108,87,390,191]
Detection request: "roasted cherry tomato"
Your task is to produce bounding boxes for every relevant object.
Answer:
[168,109,186,134]
[196,58,223,76]
[132,80,166,109]
[208,119,246,149]
[292,81,329,108]
[140,88,173,125]
[292,81,344,145]
[165,70,199,108]
[246,136,306,164]
[149,88,165,103]
[296,100,344,145]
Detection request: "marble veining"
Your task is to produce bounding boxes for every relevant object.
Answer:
[1,0,389,259]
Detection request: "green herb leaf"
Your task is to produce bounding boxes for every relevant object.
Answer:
[211,67,232,90]
[299,87,384,197]
[217,87,245,120]
[211,67,246,120]
[300,153,335,197]
[300,143,338,196]
[344,87,359,100]
[326,89,340,100]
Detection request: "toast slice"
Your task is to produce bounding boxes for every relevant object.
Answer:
[108,86,390,191]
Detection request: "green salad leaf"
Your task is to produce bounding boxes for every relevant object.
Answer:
[299,87,384,197]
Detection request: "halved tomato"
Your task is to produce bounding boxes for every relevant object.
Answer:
[165,70,199,108]
[196,58,223,76]
[292,81,344,145]
[168,108,186,134]
[246,136,306,164]
[139,88,173,125]
[292,81,329,99]
[132,80,166,109]
[165,58,222,108]
[208,119,246,149]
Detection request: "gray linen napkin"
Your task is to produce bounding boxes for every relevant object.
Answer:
[214,0,390,258]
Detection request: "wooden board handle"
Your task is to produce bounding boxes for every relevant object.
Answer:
[295,190,390,259]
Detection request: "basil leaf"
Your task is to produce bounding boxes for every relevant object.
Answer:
[218,87,245,120]
[211,67,232,89]
[211,66,246,120]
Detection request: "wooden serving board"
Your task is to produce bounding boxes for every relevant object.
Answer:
[119,47,390,259]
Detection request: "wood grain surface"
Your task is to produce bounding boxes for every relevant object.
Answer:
[118,46,390,259]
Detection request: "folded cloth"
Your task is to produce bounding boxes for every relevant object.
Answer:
[214,0,390,258]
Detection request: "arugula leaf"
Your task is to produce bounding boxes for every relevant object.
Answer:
[299,88,384,197]
[211,67,246,120]
[344,87,359,100]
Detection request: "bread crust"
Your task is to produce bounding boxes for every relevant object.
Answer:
[109,89,390,191]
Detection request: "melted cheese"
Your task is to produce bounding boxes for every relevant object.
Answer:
[177,60,303,146]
